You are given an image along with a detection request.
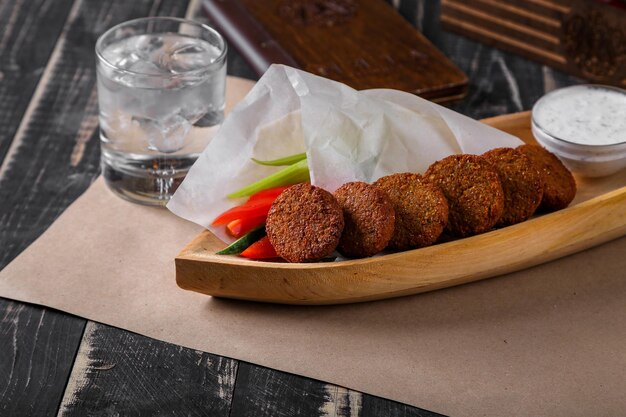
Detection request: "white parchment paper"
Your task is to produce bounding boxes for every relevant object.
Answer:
[167,65,522,237]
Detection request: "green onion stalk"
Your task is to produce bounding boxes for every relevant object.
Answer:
[227,157,310,199]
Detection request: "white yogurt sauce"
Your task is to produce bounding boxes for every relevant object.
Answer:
[532,85,626,146]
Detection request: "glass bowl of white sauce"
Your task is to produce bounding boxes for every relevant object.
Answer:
[531,84,626,177]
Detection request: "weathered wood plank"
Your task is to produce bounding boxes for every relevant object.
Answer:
[58,322,238,416]
[230,363,446,417]
[230,363,333,417]
[361,393,447,417]
[0,1,87,416]
[0,1,192,416]
[0,299,86,416]
[0,0,74,167]
[0,0,190,268]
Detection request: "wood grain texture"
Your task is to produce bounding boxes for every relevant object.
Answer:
[230,363,337,417]
[0,0,189,268]
[440,0,626,86]
[0,0,190,416]
[0,0,74,167]
[58,322,238,417]
[0,299,85,417]
[0,2,87,416]
[446,0,563,34]
[441,2,561,53]
[219,0,468,100]
[230,363,445,417]
[360,392,446,417]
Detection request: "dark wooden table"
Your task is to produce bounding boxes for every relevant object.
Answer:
[0,0,581,416]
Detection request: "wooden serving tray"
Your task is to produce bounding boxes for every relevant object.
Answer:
[175,111,626,305]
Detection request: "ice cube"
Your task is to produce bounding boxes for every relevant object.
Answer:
[134,114,192,154]
[102,35,152,67]
[127,59,163,76]
[180,103,209,125]
[129,34,164,60]
[167,40,220,73]
[157,114,193,153]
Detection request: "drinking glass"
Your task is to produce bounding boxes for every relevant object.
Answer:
[96,17,227,205]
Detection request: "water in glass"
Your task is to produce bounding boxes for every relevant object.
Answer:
[97,29,226,205]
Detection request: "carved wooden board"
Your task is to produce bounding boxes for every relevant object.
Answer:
[203,0,468,102]
[175,111,626,305]
[440,0,626,87]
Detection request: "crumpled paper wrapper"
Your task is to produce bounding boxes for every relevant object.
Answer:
[167,65,522,238]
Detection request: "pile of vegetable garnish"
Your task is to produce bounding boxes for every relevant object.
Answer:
[212,152,309,259]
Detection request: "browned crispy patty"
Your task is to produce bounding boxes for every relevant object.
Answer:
[373,173,448,250]
[266,183,344,263]
[517,144,576,211]
[425,154,504,237]
[333,182,395,258]
[482,147,545,226]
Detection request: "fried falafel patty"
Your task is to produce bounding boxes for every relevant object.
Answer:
[333,182,396,258]
[373,173,448,250]
[516,144,576,211]
[266,183,344,263]
[425,154,504,237]
[482,147,545,226]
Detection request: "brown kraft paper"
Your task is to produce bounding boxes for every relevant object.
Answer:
[1,77,625,417]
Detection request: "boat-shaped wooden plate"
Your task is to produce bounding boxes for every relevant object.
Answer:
[176,111,626,305]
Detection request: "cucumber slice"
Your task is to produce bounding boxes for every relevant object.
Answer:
[216,226,266,255]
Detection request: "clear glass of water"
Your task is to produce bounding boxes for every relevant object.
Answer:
[95,17,227,205]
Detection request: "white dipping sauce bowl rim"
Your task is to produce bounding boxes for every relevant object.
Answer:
[531,84,626,149]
